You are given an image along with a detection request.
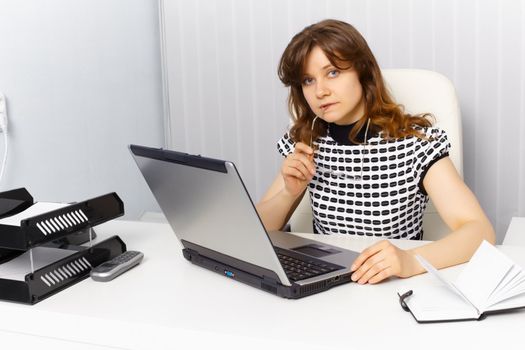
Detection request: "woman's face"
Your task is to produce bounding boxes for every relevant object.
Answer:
[301,46,365,125]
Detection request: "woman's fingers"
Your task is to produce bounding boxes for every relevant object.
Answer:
[285,156,314,177]
[282,160,313,181]
[282,142,316,180]
[294,142,314,156]
[351,249,386,284]
[350,241,401,284]
[367,268,393,284]
[350,241,389,272]
[354,255,392,284]
[290,149,316,173]
[282,165,308,181]
[280,142,317,195]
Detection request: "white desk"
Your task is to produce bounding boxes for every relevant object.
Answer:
[1,220,524,350]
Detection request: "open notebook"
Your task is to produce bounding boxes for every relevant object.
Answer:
[397,240,525,322]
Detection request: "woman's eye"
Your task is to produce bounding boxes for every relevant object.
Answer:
[328,70,339,78]
[302,77,314,86]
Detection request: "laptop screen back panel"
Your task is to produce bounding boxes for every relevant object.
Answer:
[130,145,290,286]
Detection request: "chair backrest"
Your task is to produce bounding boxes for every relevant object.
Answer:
[289,69,463,241]
[502,217,525,245]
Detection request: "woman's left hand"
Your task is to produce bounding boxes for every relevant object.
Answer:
[350,240,420,284]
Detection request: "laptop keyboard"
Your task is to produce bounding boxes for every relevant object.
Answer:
[275,247,342,282]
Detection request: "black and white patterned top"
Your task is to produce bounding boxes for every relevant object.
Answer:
[277,124,450,240]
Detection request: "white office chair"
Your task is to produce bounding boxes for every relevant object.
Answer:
[503,217,525,245]
[289,69,463,241]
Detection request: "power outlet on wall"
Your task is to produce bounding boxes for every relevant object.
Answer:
[0,93,7,133]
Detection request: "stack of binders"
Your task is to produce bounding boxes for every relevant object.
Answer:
[0,188,126,304]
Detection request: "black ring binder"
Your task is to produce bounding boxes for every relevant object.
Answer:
[0,187,126,304]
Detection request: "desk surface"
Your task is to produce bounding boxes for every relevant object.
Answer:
[1,220,524,350]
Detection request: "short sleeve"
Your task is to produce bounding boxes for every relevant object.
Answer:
[277,133,295,157]
[415,127,451,193]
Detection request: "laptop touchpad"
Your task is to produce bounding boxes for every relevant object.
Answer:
[292,244,340,258]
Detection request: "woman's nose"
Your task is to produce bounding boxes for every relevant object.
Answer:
[315,81,330,98]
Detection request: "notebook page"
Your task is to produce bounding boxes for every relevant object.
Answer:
[0,202,68,226]
[486,265,525,306]
[415,254,474,307]
[485,292,525,312]
[455,240,514,312]
[494,274,525,301]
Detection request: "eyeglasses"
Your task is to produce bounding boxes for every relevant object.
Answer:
[309,116,319,151]
[317,167,364,181]
[310,117,371,181]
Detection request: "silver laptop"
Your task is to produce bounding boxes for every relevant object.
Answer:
[129,144,359,298]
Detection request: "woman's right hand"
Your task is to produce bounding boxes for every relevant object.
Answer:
[281,142,316,197]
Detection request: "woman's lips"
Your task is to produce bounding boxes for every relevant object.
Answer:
[320,102,338,111]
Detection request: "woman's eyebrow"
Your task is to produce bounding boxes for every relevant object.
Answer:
[303,63,335,77]
[302,64,336,77]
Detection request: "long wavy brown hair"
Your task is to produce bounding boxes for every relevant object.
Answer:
[278,19,432,145]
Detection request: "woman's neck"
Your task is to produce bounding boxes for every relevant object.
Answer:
[328,120,370,145]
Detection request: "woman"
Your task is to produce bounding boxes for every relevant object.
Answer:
[256,19,495,284]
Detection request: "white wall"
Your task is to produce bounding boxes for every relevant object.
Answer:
[1,0,522,242]
[0,0,164,218]
[161,0,525,242]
